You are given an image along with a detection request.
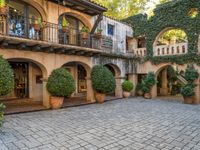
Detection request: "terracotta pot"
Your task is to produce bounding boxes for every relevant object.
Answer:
[62,26,70,33]
[184,96,194,104]
[94,33,102,39]
[123,91,131,98]
[144,93,151,99]
[81,32,89,39]
[95,93,105,103]
[32,24,40,31]
[50,96,64,109]
[0,6,8,16]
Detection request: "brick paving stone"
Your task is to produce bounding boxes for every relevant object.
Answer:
[1,98,200,149]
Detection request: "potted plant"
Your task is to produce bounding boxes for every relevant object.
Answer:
[81,26,90,39]
[62,16,70,33]
[94,28,103,39]
[122,80,134,98]
[181,84,195,104]
[0,0,7,16]
[91,65,116,103]
[142,72,156,99]
[184,65,199,83]
[0,56,14,127]
[47,68,75,109]
[136,83,144,96]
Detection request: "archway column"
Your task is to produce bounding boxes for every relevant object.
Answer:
[86,77,95,102]
[42,78,51,108]
[194,78,200,104]
[128,74,138,96]
[115,77,123,98]
[160,68,168,96]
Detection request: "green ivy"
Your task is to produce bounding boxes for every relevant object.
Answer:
[125,0,200,65]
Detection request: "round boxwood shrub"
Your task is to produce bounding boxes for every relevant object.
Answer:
[0,56,14,96]
[181,84,195,97]
[91,65,116,94]
[47,68,75,97]
[184,65,199,83]
[122,80,134,92]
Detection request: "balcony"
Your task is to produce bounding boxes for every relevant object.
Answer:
[153,43,188,56]
[0,17,115,56]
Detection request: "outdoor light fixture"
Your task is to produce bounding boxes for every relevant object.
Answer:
[63,0,67,6]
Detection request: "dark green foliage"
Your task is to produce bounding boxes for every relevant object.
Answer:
[0,56,14,96]
[181,84,195,97]
[0,103,5,127]
[125,0,200,65]
[122,80,134,92]
[47,68,75,97]
[184,65,199,83]
[91,65,116,94]
[143,72,156,87]
[141,83,150,93]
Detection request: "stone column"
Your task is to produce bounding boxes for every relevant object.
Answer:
[42,78,50,108]
[115,77,123,98]
[160,68,168,96]
[194,78,200,104]
[128,74,138,96]
[86,77,95,102]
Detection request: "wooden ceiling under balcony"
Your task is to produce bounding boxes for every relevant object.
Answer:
[49,0,107,16]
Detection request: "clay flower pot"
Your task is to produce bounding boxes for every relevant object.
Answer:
[81,32,89,39]
[32,24,40,31]
[144,93,151,99]
[0,6,8,16]
[123,91,131,98]
[50,96,64,109]
[94,32,102,39]
[183,96,194,104]
[95,93,105,103]
[62,26,70,33]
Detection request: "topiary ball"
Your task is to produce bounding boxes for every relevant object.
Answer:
[0,56,14,96]
[91,65,116,94]
[122,80,134,92]
[47,68,75,97]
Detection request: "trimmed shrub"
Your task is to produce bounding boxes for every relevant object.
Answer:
[181,84,195,97]
[143,72,156,87]
[0,103,5,127]
[184,65,199,83]
[122,80,134,92]
[91,65,116,94]
[47,68,75,97]
[141,83,150,93]
[0,56,14,96]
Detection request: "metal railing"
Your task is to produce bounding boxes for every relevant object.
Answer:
[0,16,117,52]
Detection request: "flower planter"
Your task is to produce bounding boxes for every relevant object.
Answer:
[32,24,40,31]
[183,96,194,104]
[62,26,70,33]
[94,33,102,39]
[144,93,151,99]
[123,91,131,98]
[0,6,8,16]
[95,93,105,103]
[50,96,64,109]
[81,32,89,39]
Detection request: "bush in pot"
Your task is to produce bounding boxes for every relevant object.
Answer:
[122,80,134,98]
[91,65,116,103]
[142,72,156,99]
[136,83,144,96]
[81,26,90,39]
[47,68,75,109]
[62,16,70,33]
[0,0,8,16]
[184,65,199,83]
[0,56,14,127]
[181,84,195,104]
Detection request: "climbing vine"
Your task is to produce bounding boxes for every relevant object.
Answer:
[125,0,200,65]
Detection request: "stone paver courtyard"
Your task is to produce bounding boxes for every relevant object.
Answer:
[1,98,200,150]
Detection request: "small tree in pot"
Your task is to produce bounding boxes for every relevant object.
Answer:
[0,0,8,16]
[142,72,156,99]
[81,26,90,39]
[122,80,134,98]
[0,56,14,127]
[47,68,75,109]
[181,84,195,104]
[62,16,70,33]
[91,65,116,103]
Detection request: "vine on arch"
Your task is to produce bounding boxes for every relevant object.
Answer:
[125,0,200,65]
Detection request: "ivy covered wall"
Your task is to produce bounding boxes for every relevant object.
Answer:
[125,0,200,65]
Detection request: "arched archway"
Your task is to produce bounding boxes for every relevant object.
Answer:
[61,61,95,103]
[154,64,184,101]
[104,63,122,98]
[0,57,50,113]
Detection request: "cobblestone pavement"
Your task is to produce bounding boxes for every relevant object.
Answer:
[1,98,200,150]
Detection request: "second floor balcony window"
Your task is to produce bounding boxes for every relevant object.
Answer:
[8,0,42,40]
